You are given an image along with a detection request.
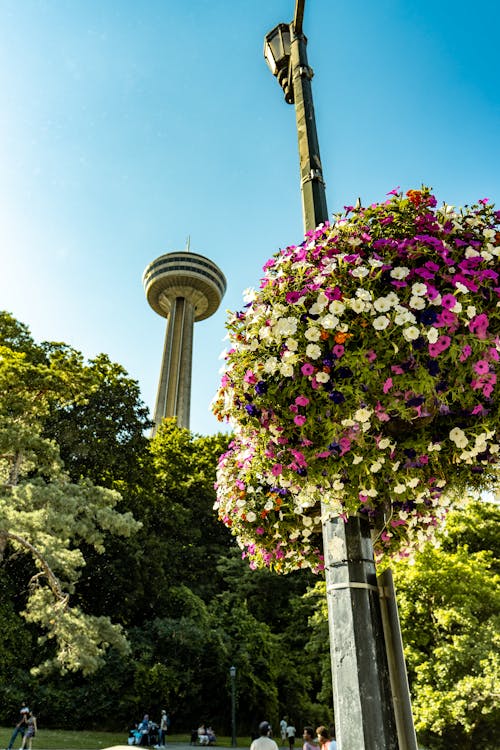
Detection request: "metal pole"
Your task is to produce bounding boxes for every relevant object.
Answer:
[378,570,418,750]
[289,20,328,232]
[230,666,237,747]
[287,5,401,749]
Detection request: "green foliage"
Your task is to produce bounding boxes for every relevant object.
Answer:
[0,313,141,675]
[392,500,500,750]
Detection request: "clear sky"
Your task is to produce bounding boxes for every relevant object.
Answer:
[1,0,499,436]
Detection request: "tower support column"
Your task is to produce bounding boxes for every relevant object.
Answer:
[153,297,194,432]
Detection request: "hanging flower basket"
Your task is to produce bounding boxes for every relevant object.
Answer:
[213,188,500,572]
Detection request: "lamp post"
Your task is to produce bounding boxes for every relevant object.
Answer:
[229,665,237,747]
[264,3,416,749]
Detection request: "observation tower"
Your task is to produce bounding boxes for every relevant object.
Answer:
[143,247,226,435]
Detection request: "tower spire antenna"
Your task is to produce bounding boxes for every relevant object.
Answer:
[185,235,191,252]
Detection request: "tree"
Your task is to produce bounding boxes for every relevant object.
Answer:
[0,334,141,675]
[392,499,500,750]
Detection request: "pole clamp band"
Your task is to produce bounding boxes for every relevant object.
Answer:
[327,582,379,594]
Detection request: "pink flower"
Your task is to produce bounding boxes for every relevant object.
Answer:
[473,360,489,375]
[488,348,499,361]
[339,437,351,453]
[459,345,472,362]
[295,395,310,406]
[333,344,345,358]
[301,363,315,376]
[244,369,257,384]
[429,335,451,357]
[441,293,457,310]
[383,377,393,394]
[256,527,265,535]
[294,415,307,426]
[366,350,377,362]
[469,313,489,339]
[271,463,283,476]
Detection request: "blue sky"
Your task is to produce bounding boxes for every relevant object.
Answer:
[1,0,499,436]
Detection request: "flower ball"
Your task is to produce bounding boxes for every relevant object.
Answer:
[213,189,500,572]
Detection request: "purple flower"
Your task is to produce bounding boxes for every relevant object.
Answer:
[301,363,315,376]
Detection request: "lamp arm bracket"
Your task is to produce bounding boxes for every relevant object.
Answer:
[298,65,314,80]
[302,168,325,186]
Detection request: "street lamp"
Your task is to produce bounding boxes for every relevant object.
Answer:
[263,3,416,749]
[229,665,237,748]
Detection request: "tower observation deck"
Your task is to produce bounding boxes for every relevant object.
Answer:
[143,249,226,434]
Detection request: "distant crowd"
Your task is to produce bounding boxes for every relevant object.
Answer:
[128,710,170,747]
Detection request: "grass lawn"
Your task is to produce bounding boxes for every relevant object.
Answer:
[0,730,253,749]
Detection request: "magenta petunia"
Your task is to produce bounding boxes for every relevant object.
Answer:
[295,395,310,406]
[441,293,457,310]
[301,363,315,376]
[473,360,490,375]
[459,345,472,362]
[294,414,307,426]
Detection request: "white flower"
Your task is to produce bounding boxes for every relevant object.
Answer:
[373,296,392,312]
[426,327,439,343]
[246,511,257,522]
[350,298,366,313]
[406,477,420,488]
[386,292,400,306]
[263,356,279,374]
[403,326,420,341]
[373,315,390,330]
[391,267,410,280]
[455,282,469,294]
[411,282,427,297]
[286,337,298,351]
[273,316,298,337]
[378,438,391,450]
[320,314,339,330]
[352,455,363,465]
[242,288,257,303]
[351,266,369,278]
[466,305,477,319]
[316,371,330,383]
[354,407,372,422]
[306,343,322,359]
[280,363,294,377]
[409,296,425,310]
[465,245,480,258]
[427,442,442,452]
[394,310,416,326]
[259,325,272,340]
[305,327,321,341]
[370,461,383,473]
[394,484,406,494]
[356,288,373,301]
[329,300,346,315]
[449,427,468,448]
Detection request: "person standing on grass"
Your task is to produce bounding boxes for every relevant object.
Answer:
[20,713,36,750]
[6,703,29,750]
[250,721,279,750]
[280,719,287,746]
[286,723,296,750]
